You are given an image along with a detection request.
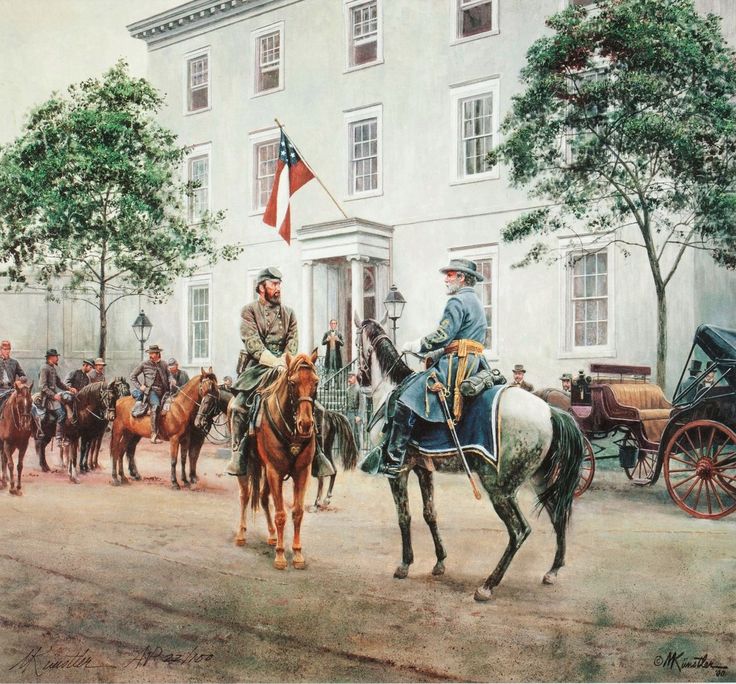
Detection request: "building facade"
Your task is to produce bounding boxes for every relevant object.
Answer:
[122,0,736,391]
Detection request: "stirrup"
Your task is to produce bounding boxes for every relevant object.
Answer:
[379,461,407,479]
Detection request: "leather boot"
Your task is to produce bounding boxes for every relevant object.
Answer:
[311,435,336,478]
[150,405,160,444]
[381,402,416,479]
[225,395,248,476]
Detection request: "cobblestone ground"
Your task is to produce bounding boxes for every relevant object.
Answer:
[0,438,734,683]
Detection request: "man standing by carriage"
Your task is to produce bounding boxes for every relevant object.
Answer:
[129,344,176,444]
[0,340,28,413]
[225,266,334,478]
[382,258,490,478]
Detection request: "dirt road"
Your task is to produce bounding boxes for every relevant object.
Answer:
[0,440,733,683]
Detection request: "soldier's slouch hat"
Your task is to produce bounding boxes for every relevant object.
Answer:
[439,258,484,282]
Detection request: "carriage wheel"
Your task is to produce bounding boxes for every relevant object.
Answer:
[574,438,595,498]
[663,420,736,520]
[622,434,657,485]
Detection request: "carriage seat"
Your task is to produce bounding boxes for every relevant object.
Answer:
[606,383,671,443]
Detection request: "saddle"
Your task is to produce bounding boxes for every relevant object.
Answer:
[132,391,172,418]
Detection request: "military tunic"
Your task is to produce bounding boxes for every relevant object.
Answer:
[398,286,489,423]
[40,363,71,409]
[511,380,534,392]
[65,368,91,391]
[129,360,175,398]
[87,369,106,384]
[0,357,27,390]
[171,369,190,388]
[234,299,298,391]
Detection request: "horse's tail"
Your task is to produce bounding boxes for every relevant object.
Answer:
[249,458,262,513]
[536,407,585,529]
[323,410,359,471]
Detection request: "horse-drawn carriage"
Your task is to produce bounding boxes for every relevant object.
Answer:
[561,324,736,519]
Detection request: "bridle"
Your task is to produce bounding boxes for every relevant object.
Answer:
[193,376,221,427]
[356,325,400,396]
[10,387,32,432]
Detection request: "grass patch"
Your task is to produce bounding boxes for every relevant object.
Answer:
[594,601,614,627]
[645,613,685,630]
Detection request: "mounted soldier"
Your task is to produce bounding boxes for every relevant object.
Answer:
[37,348,77,442]
[0,340,29,413]
[225,266,334,478]
[88,358,106,383]
[129,344,176,444]
[379,258,491,478]
[168,358,190,389]
[66,359,93,391]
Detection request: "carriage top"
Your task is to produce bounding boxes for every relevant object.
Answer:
[672,324,736,407]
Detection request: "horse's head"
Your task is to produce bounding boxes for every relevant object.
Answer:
[284,350,319,438]
[112,376,131,397]
[12,382,33,432]
[194,367,220,430]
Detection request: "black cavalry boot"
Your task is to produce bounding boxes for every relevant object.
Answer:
[149,405,160,444]
[310,403,336,478]
[380,403,416,479]
[225,394,249,476]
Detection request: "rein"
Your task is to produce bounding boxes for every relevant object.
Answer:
[262,367,316,459]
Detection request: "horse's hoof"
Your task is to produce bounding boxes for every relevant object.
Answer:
[190,476,198,485]
[432,561,445,576]
[292,558,306,570]
[274,556,287,570]
[474,586,494,602]
[9,488,22,496]
[131,472,142,481]
[393,565,409,579]
[0,482,6,490]
[111,479,121,487]
[171,482,180,490]
[71,477,80,485]
[267,536,277,546]
[543,571,557,585]
[235,537,246,547]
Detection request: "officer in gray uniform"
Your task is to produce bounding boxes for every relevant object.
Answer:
[167,358,190,389]
[0,339,28,413]
[38,348,77,442]
[129,344,176,443]
[225,266,334,478]
[383,258,490,478]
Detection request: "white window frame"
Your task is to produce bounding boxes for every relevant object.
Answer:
[183,47,211,115]
[344,104,383,199]
[344,0,384,72]
[186,274,212,365]
[450,78,500,184]
[185,143,211,225]
[451,0,498,45]
[252,22,284,97]
[449,244,499,360]
[558,235,616,358]
[249,128,280,215]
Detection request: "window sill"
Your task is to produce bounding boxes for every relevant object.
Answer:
[343,59,384,74]
[249,207,266,217]
[344,189,383,201]
[451,29,499,47]
[558,347,617,360]
[450,170,499,186]
[251,85,284,99]
[184,106,212,116]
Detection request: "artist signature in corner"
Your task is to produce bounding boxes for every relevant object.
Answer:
[8,644,215,677]
[654,651,729,676]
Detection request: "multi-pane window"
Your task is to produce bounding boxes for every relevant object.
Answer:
[457,0,493,39]
[349,1,378,67]
[187,54,209,112]
[189,284,210,360]
[188,154,209,223]
[255,29,281,94]
[566,69,609,164]
[460,93,493,176]
[474,258,494,349]
[254,139,279,210]
[349,118,378,194]
[570,252,608,347]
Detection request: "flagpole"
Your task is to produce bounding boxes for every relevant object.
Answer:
[275,118,349,220]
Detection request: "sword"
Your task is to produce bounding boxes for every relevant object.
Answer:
[427,372,482,501]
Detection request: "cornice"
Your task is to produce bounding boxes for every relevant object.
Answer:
[127,0,302,48]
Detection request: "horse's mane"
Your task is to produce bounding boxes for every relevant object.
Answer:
[260,354,315,399]
[362,319,413,384]
[76,381,104,402]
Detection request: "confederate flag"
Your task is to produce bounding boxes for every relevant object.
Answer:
[263,131,314,244]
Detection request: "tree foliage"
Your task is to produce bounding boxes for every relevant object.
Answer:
[489,0,736,384]
[0,60,242,355]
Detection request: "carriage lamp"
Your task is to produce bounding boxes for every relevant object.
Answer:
[383,284,407,344]
[132,309,153,360]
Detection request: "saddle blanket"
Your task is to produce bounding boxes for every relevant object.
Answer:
[408,384,505,466]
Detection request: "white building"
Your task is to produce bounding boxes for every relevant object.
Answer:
[11,0,730,391]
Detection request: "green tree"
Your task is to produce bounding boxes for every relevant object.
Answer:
[0,60,241,357]
[489,0,736,386]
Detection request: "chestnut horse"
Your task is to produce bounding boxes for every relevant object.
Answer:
[0,384,34,495]
[233,351,319,570]
[110,369,219,488]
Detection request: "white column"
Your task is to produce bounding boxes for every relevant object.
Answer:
[348,255,366,359]
[301,260,314,353]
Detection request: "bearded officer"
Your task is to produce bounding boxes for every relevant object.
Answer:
[225,266,334,478]
[382,258,489,478]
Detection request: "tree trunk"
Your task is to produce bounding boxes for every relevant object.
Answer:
[99,281,107,359]
[655,285,667,389]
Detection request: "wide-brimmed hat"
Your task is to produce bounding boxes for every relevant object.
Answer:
[256,266,283,287]
[83,358,95,366]
[146,344,163,354]
[45,348,60,358]
[560,373,572,381]
[439,258,484,282]
[167,357,178,366]
[513,363,526,373]
[94,358,106,366]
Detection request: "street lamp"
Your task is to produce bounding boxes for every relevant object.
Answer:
[383,284,406,344]
[132,309,153,360]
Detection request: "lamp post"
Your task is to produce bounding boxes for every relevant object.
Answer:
[132,309,153,360]
[383,284,406,344]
